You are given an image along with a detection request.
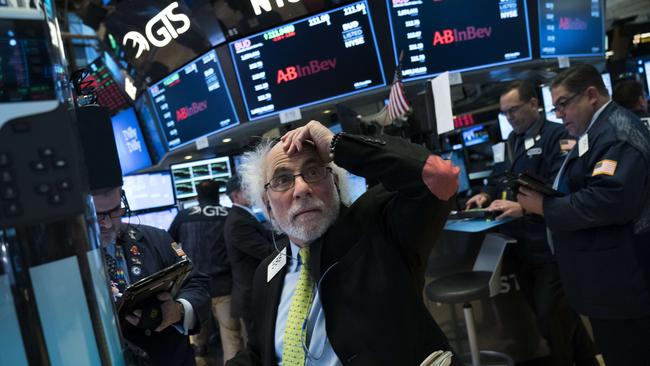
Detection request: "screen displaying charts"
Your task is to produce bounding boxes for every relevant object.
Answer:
[538,0,604,57]
[229,0,385,120]
[170,157,232,200]
[386,0,532,81]
[148,49,238,150]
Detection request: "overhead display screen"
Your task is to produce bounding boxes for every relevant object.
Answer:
[386,0,532,81]
[0,19,56,102]
[538,0,604,58]
[229,0,386,120]
[89,55,131,114]
[148,49,238,150]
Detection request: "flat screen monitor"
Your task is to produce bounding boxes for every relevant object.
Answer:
[88,55,130,114]
[170,156,232,200]
[498,114,514,141]
[462,125,490,147]
[386,0,532,82]
[541,85,562,123]
[124,207,178,231]
[122,171,176,212]
[148,49,239,150]
[135,94,167,164]
[0,18,56,102]
[538,0,605,58]
[111,107,152,175]
[441,150,470,192]
[229,0,386,120]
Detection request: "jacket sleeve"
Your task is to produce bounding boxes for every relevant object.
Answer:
[333,134,452,268]
[225,215,274,260]
[149,227,211,335]
[544,141,649,232]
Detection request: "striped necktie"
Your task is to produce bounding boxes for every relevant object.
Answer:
[282,247,314,366]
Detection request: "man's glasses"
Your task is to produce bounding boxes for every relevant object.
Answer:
[499,103,526,118]
[96,205,125,222]
[551,90,584,114]
[265,166,332,192]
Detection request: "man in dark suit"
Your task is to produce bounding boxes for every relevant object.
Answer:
[466,81,597,366]
[518,64,650,366]
[224,175,275,341]
[227,120,460,366]
[93,186,211,366]
[169,180,245,363]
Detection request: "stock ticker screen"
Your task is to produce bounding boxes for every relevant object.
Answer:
[148,49,238,150]
[386,0,532,81]
[0,19,56,102]
[538,0,604,58]
[229,0,386,120]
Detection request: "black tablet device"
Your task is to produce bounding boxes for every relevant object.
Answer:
[117,259,193,316]
[492,171,564,197]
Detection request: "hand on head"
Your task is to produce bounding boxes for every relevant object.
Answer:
[281,120,334,162]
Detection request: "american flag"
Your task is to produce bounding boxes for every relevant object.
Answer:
[387,53,411,121]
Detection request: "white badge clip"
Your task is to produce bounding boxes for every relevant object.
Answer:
[578,134,589,157]
[492,142,505,163]
[267,247,287,282]
[524,137,535,150]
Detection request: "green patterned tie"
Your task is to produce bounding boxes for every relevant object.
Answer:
[282,247,314,366]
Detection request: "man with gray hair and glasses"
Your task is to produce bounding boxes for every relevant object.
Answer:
[518,64,650,366]
[227,120,460,366]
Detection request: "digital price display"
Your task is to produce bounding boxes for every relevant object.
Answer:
[148,49,238,150]
[386,0,532,81]
[539,0,605,58]
[229,0,385,120]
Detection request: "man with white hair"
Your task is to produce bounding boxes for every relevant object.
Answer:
[227,120,460,366]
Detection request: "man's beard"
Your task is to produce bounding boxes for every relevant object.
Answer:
[275,188,340,244]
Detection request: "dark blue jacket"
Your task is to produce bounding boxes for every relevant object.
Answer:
[169,201,232,297]
[118,224,211,366]
[544,102,650,319]
[486,116,569,264]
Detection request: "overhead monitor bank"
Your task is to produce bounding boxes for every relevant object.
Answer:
[386,0,532,81]
[229,0,386,120]
[148,49,239,150]
[538,0,605,58]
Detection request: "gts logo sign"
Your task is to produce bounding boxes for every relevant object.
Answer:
[189,205,228,217]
